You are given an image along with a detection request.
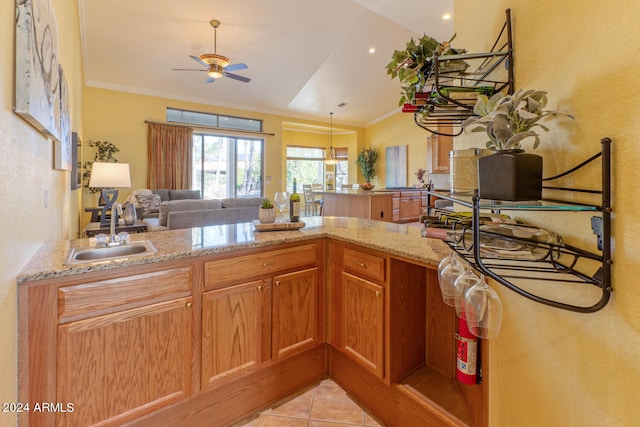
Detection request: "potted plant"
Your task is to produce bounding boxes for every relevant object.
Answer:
[356,147,379,190]
[386,34,467,106]
[461,89,574,201]
[258,198,276,223]
[82,140,121,194]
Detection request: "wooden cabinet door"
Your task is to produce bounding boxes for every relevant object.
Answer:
[57,297,192,427]
[201,280,266,389]
[272,267,319,361]
[342,272,384,378]
[400,196,422,222]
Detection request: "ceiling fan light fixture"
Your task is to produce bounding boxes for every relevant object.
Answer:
[200,54,230,68]
[207,63,225,79]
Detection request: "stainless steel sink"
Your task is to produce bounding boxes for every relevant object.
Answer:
[64,240,157,265]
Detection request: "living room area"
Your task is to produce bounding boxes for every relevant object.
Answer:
[80,100,364,235]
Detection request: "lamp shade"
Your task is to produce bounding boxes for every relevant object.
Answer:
[89,162,131,188]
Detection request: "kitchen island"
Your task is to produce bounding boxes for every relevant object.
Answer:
[18,218,486,427]
[321,190,394,222]
[321,189,430,223]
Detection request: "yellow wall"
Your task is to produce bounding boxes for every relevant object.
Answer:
[3,1,639,426]
[366,112,429,187]
[0,0,84,426]
[452,1,639,426]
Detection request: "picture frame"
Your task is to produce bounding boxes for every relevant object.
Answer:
[55,65,72,170]
[14,0,61,141]
[70,132,81,190]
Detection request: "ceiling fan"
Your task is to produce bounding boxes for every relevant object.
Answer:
[173,19,250,83]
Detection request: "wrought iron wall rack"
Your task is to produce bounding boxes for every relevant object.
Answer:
[427,138,612,313]
[411,9,514,137]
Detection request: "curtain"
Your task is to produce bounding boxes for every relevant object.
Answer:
[147,123,193,189]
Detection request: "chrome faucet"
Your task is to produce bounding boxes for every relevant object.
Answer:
[109,202,123,245]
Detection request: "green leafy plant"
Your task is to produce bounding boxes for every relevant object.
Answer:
[356,148,379,183]
[461,90,575,151]
[261,198,274,209]
[82,140,120,193]
[386,34,466,106]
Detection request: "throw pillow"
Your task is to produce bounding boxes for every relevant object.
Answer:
[136,194,162,216]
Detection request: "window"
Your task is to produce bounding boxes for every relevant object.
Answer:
[285,146,349,191]
[192,133,263,199]
[167,107,262,132]
[334,148,349,189]
[286,146,326,192]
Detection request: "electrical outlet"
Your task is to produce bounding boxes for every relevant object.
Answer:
[43,188,48,209]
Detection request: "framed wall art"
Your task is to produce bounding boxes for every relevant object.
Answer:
[14,0,61,141]
[55,65,71,170]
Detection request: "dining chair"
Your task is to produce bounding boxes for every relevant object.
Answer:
[311,184,323,215]
[302,185,321,216]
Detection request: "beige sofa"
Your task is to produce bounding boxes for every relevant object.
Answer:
[142,197,266,231]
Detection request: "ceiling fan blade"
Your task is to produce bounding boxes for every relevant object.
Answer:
[206,76,216,83]
[172,68,207,71]
[224,63,248,72]
[224,72,251,83]
[190,55,209,68]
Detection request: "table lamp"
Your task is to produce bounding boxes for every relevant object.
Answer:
[89,162,131,225]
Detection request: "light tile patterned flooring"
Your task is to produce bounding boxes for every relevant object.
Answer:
[233,379,385,427]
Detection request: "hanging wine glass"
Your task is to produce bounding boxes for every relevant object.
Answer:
[438,255,466,307]
[453,264,481,319]
[438,250,460,279]
[464,276,503,339]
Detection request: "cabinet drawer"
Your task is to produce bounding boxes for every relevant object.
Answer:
[343,248,385,282]
[400,191,421,198]
[205,243,317,288]
[58,267,193,320]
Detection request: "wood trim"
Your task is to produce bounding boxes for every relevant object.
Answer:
[330,347,469,427]
[144,119,275,137]
[132,346,327,427]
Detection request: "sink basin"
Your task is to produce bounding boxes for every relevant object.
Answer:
[64,240,157,265]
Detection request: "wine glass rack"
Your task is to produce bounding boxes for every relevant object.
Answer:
[426,138,612,313]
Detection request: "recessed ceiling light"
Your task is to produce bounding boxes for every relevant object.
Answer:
[442,13,452,20]
[368,47,376,54]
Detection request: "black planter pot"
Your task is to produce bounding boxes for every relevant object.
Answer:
[478,150,543,201]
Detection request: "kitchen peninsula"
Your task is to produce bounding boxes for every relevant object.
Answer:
[18,218,487,427]
[322,189,429,223]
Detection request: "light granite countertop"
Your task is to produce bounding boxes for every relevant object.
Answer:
[17,217,449,283]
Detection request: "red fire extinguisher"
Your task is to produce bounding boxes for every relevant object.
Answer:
[456,315,479,385]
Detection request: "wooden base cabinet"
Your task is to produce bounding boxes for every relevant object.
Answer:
[201,243,323,390]
[57,297,193,427]
[342,272,384,377]
[273,268,320,361]
[201,280,265,388]
[19,238,487,427]
[399,191,423,222]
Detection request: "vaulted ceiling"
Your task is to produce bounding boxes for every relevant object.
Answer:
[79,0,454,127]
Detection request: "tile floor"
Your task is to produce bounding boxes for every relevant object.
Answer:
[233,378,385,427]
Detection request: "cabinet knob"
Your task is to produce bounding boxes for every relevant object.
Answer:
[186,302,193,308]
[375,291,381,298]
[262,261,275,267]
[354,261,365,268]
[275,280,280,287]
[257,285,263,291]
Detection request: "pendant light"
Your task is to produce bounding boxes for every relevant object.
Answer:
[326,112,337,165]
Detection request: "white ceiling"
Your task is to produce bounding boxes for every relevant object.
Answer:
[78,0,454,128]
